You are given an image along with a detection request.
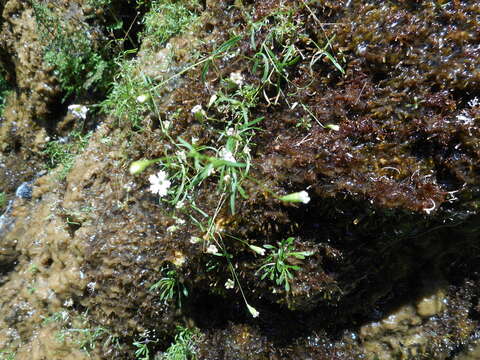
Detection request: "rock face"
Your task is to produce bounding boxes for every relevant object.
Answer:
[1,0,480,359]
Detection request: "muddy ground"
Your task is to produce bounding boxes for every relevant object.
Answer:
[1,0,480,359]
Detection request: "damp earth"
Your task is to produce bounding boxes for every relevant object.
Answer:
[1,0,480,359]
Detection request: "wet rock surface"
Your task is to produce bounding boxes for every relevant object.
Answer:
[1,0,480,359]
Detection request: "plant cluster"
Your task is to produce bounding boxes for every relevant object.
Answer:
[149,268,188,307]
[0,192,6,212]
[101,57,153,129]
[158,327,201,360]
[0,350,15,360]
[0,72,10,117]
[42,310,112,354]
[142,0,199,47]
[31,0,116,99]
[101,0,201,128]
[43,130,91,179]
[107,0,343,320]
[257,237,313,292]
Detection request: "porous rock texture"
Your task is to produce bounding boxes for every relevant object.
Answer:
[1,0,480,359]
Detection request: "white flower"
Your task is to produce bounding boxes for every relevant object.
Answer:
[246,303,260,318]
[175,201,185,209]
[136,94,148,103]
[226,127,235,136]
[172,251,186,267]
[468,97,479,108]
[148,171,171,197]
[177,150,187,163]
[208,94,218,107]
[162,120,171,130]
[191,104,203,114]
[279,190,311,204]
[223,174,231,183]
[219,147,236,163]
[167,225,179,232]
[190,236,202,244]
[191,136,199,144]
[87,281,97,293]
[249,245,266,256]
[191,105,206,121]
[298,191,311,203]
[225,279,235,289]
[68,104,88,119]
[206,244,219,254]
[229,71,244,86]
[63,298,74,307]
[243,145,251,155]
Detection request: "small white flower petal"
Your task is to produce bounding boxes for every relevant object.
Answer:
[206,244,219,254]
[68,104,88,119]
[191,104,203,114]
[148,171,171,197]
[136,94,148,103]
[190,236,202,244]
[229,71,244,86]
[208,94,218,107]
[219,147,236,162]
[225,279,235,289]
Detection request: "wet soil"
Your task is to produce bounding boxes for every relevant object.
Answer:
[1,0,480,359]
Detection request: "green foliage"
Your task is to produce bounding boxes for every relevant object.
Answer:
[248,5,343,102]
[142,0,199,47]
[101,57,153,129]
[257,237,313,292]
[43,131,91,179]
[133,340,151,360]
[31,0,115,98]
[0,72,11,116]
[86,0,112,7]
[0,350,15,360]
[150,268,188,307]
[42,310,109,354]
[159,327,200,360]
[102,0,200,127]
[0,192,6,212]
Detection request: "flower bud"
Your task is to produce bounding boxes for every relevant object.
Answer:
[129,159,156,175]
[249,245,266,256]
[279,190,311,204]
[246,303,259,318]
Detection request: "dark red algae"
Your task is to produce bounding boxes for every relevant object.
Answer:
[1,0,480,359]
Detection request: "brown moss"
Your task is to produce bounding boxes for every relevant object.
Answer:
[3,0,480,359]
